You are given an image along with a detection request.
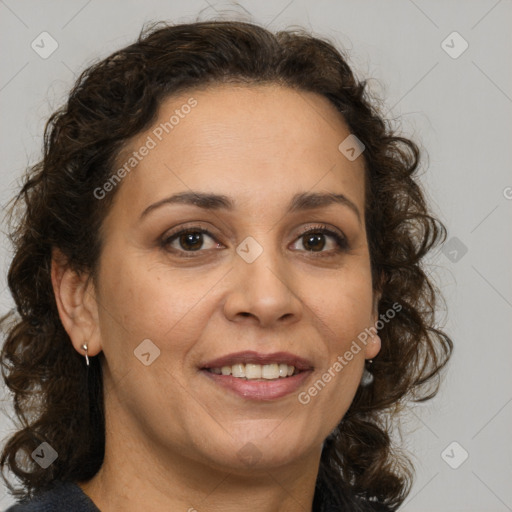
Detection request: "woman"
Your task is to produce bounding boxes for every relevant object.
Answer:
[0,20,452,511]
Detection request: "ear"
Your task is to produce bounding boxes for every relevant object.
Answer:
[365,289,382,360]
[51,248,102,358]
[371,290,382,322]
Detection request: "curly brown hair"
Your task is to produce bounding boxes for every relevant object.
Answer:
[0,20,452,511]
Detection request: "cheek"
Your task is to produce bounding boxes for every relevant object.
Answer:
[299,274,372,423]
[309,268,374,351]
[96,253,223,354]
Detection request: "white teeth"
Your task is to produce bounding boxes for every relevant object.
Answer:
[262,364,279,380]
[208,363,298,380]
[245,364,262,379]
[232,363,245,378]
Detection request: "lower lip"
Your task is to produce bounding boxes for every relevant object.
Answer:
[201,370,312,401]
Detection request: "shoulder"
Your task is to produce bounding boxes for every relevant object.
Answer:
[4,481,100,512]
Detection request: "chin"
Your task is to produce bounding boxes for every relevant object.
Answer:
[203,425,319,471]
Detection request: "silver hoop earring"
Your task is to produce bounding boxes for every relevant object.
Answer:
[360,359,374,386]
[81,343,90,366]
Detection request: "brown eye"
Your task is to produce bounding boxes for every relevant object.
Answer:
[162,228,221,255]
[178,232,204,251]
[291,225,349,255]
[302,232,326,252]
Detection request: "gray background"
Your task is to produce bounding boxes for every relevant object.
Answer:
[1,1,511,510]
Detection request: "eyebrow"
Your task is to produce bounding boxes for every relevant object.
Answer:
[139,191,362,224]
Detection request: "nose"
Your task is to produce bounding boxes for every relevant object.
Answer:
[222,241,303,328]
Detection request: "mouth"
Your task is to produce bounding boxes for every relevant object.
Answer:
[200,351,313,401]
[205,362,299,379]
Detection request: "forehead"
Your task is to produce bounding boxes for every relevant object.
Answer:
[109,84,366,221]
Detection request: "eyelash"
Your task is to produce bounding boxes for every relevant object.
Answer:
[161,224,349,258]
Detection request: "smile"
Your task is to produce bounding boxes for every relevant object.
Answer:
[201,351,313,400]
[207,363,297,380]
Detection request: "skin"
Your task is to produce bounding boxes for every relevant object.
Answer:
[52,84,381,512]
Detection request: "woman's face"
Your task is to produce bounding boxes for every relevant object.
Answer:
[91,84,380,473]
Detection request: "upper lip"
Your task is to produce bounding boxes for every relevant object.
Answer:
[201,351,314,371]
